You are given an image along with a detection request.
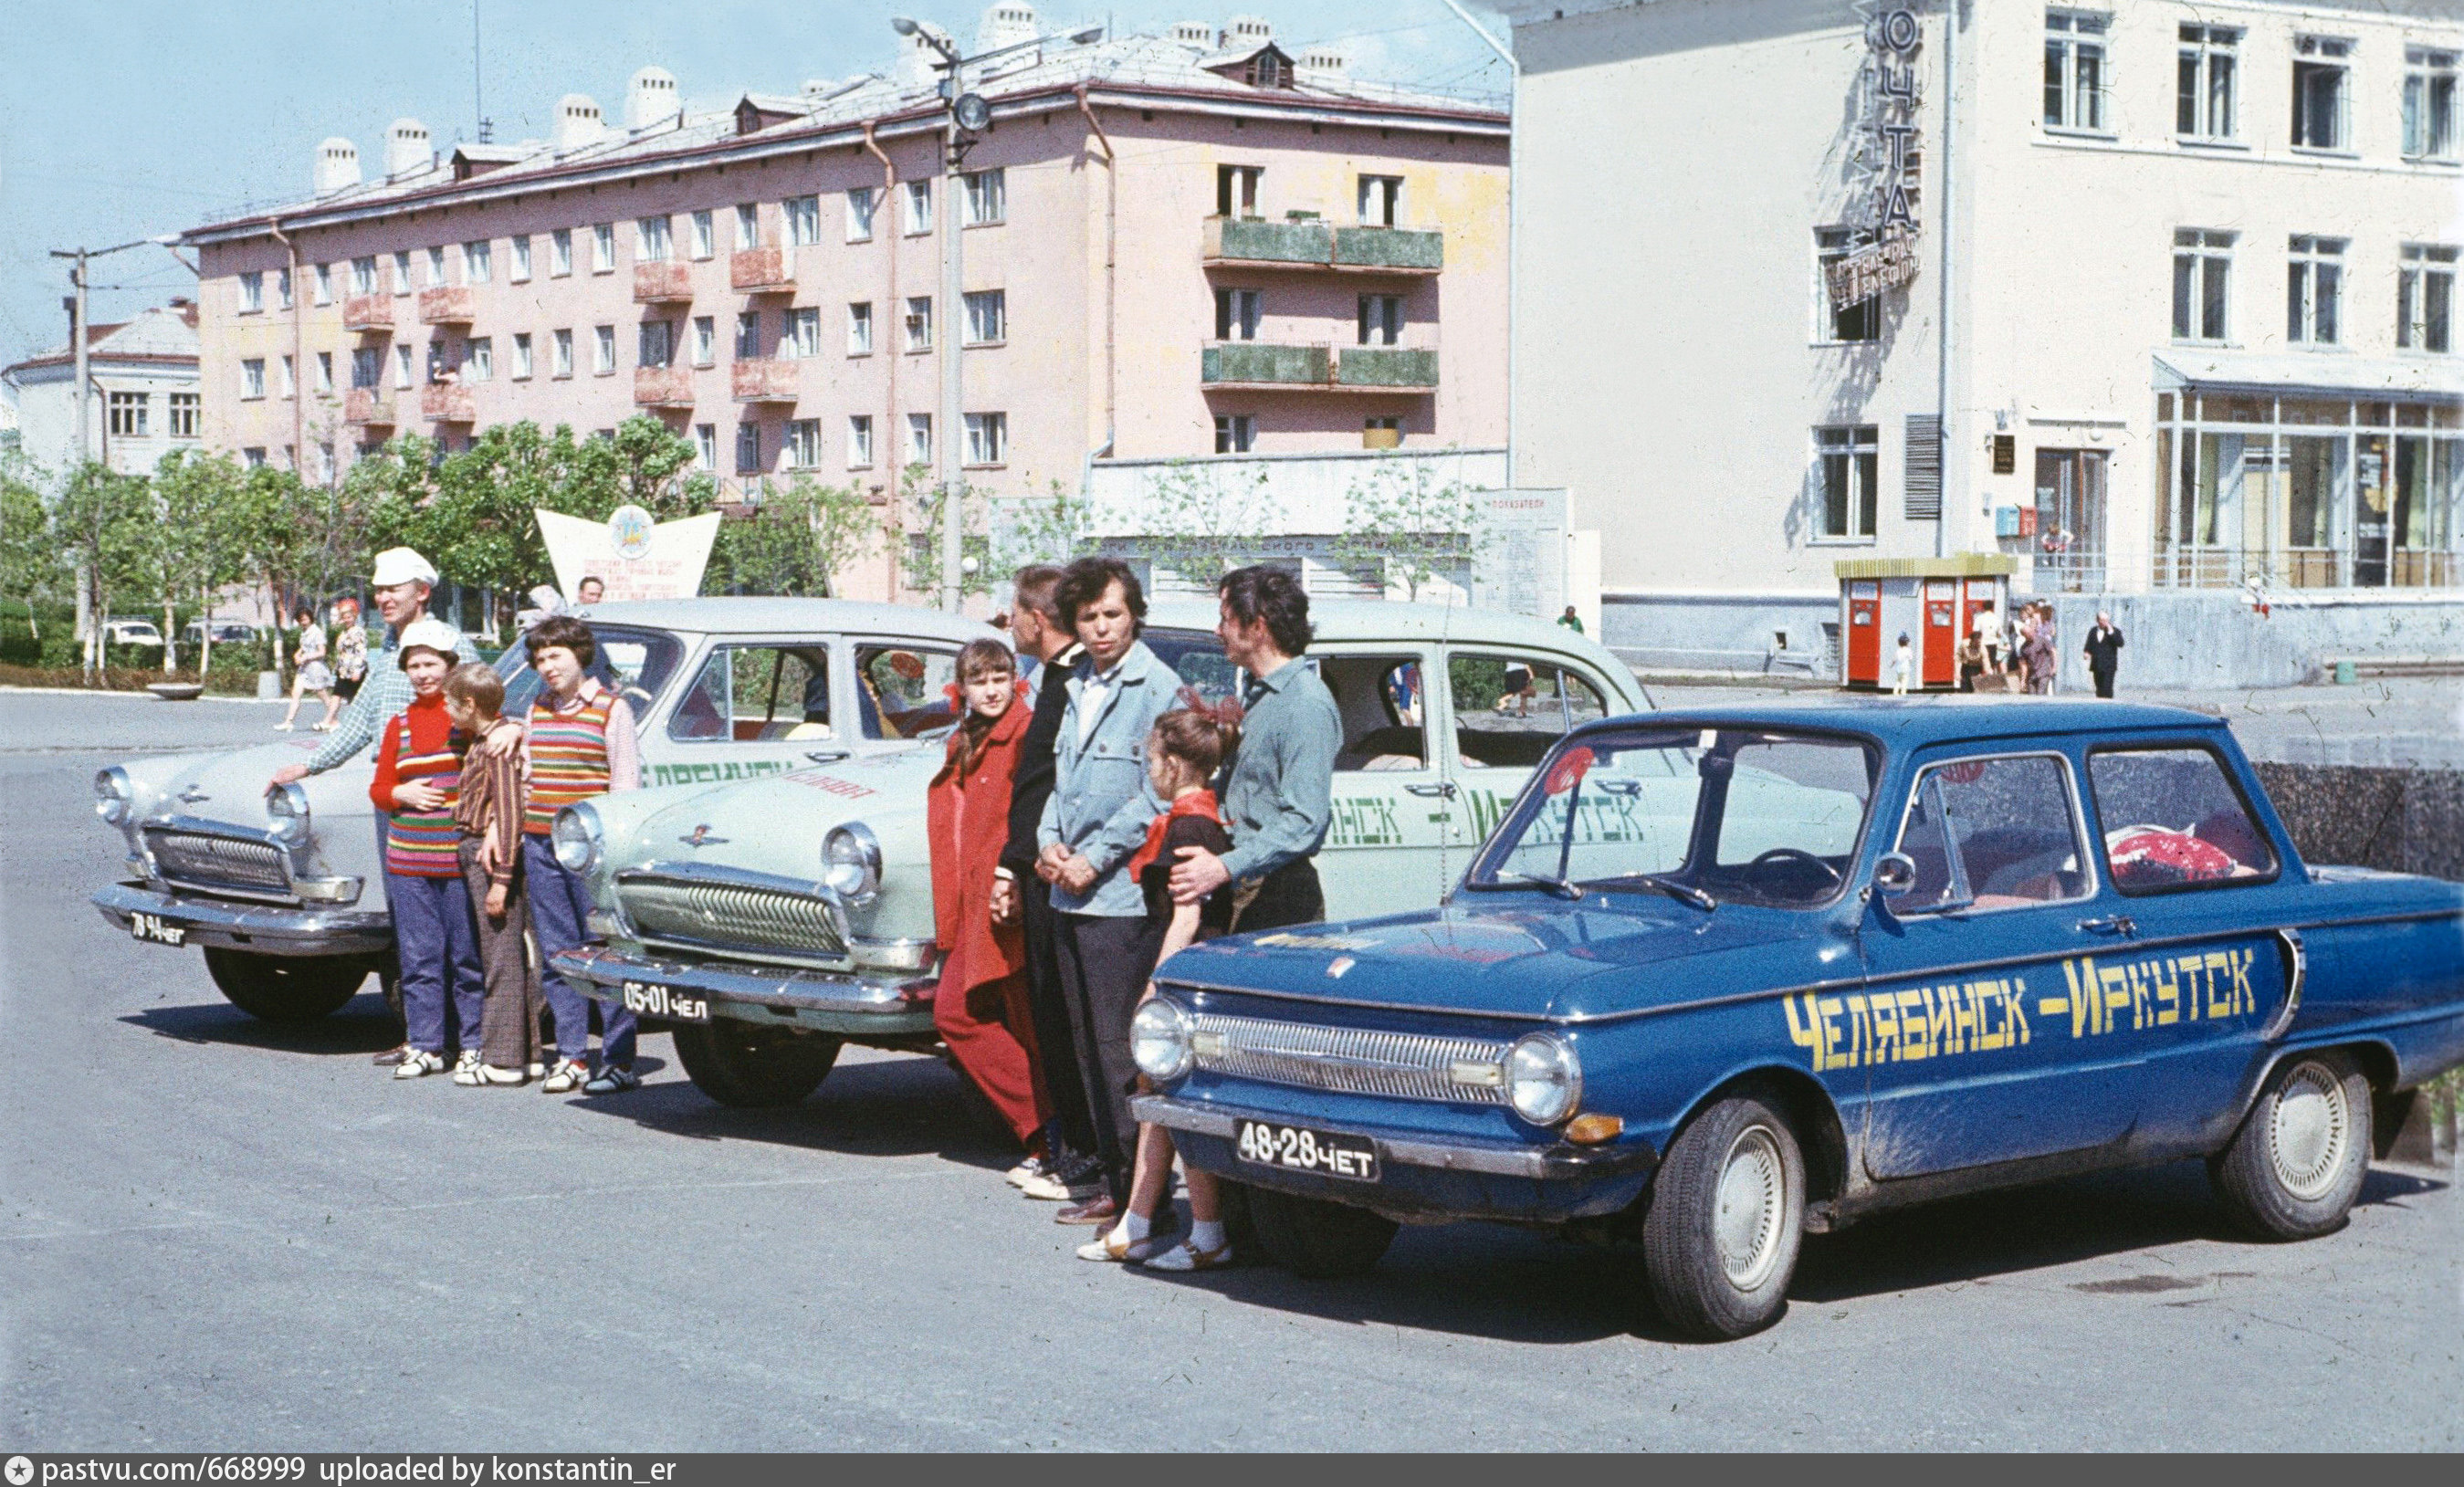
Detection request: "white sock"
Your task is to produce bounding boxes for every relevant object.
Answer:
[1190,1219,1226,1251]
[1118,1209,1152,1243]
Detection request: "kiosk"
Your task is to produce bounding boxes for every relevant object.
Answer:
[1835,554,2016,690]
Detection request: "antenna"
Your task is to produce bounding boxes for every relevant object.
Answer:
[472,0,492,142]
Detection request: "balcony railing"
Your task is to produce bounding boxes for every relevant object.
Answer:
[419,383,476,423]
[731,359,799,403]
[341,295,393,333]
[1203,216,1443,274]
[1336,345,1440,390]
[729,246,793,293]
[634,262,694,304]
[342,388,393,425]
[1201,342,1437,392]
[417,287,475,325]
[634,366,697,408]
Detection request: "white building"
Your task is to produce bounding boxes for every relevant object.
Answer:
[0,301,204,478]
[1501,0,2464,685]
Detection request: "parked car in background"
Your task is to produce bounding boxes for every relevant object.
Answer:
[1130,700,2464,1340]
[548,600,1645,1108]
[180,619,259,650]
[102,618,164,651]
[89,599,995,1023]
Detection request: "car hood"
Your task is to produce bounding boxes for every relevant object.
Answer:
[129,737,374,828]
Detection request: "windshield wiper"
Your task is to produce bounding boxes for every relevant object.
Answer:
[1494,870,1584,901]
[1598,873,1717,912]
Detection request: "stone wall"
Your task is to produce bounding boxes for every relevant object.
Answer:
[2254,762,2464,884]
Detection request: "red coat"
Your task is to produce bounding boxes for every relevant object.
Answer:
[927,695,1031,995]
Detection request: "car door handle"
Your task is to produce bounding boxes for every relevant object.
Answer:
[804,749,852,765]
[1404,781,1456,799]
[2076,915,2136,937]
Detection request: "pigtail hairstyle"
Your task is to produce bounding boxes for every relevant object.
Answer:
[949,637,1019,775]
[1150,686,1243,781]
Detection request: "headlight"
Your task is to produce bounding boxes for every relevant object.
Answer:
[1505,1031,1583,1126]
[1130,997,1195,1082]
[265,781,311,843]
[95,768,132,825]
[552,802,603,875]
[823,822,882,902]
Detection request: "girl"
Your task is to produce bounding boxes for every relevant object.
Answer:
[926,638,1049,1159]
[1078,701,1241,1271]
[367,618,486,1079]
[278,607,336,730]
[330,598,369,714]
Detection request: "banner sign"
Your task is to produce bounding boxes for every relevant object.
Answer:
[1827,5,1924,310]
[1827,235,1919,310]
[536,507,720,602]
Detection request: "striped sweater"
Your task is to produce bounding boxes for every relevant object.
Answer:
[369,693,467,878]
[523,682,637,835]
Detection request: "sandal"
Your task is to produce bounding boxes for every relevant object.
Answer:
[1075,1227,1170,1263]
[1142,1239,1235,1272]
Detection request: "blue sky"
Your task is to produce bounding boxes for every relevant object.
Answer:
[0,1,1507,367]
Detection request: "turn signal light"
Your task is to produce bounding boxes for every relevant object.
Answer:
[1564,1113,1624,1146]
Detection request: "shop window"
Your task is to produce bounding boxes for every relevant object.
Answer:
[2287,236,2345,344]
[2043,11,2109,132]
[2086,748,2276,891]
[1816,425,1879,539]
[2173,228,2234,342]
[2176,24,2240,141]
[2405,48,2459,160]
[2291,37,2350,150]
[2399,245,2456,352]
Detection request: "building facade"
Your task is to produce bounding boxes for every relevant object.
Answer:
[0,302,203,478]
[1504,0,2463,685]
[182,10,1507,602]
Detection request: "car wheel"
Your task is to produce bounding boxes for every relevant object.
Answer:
[1244,1185,1397,1278]
[1641,1094,1806,1340]
[2210,1051,2371,1241]
[671,1021,842,1108]
[202,948,367,1022]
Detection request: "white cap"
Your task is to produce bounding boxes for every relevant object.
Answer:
[394,617,462,668]
[370,546,438,588]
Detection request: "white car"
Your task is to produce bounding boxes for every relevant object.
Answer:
[103,618,164,649]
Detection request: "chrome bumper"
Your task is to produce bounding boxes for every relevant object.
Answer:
[90,881,393,957]
[550,944,939,1036]
[1131,1093,1660,1182]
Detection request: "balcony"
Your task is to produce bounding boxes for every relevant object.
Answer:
[419,383,476,423]
[1334,345,1440,391]
[634,262,694,304]
[1203,216,1443,275]
[1201,343,1438,393]
[417,287,475,326]
[634,366,697,408]
[731,359,799,403]
[341,388,393,426]
[729,246,793,294]
[341,295,393,333]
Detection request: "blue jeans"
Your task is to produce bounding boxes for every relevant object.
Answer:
[389,872,485,1056]
[523,834,635,1069]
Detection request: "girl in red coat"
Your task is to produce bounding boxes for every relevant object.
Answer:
[927,638,1048,1158]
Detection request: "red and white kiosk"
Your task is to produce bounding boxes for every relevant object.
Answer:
[1835,554,2016,690]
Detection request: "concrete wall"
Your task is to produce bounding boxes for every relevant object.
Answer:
[1601,590,1838,674]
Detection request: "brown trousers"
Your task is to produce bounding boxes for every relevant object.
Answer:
[458,838,543,1071]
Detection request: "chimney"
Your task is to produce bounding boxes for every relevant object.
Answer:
[894,31,940,89]
[384,119,432,176]
[1298,46,1347,81]
[975,4,1038,54]
[1224,15,1273,48]
[313,137,362,194]
[624,67,680,130]
[1171,20,1213,48]
[554,94,606,150]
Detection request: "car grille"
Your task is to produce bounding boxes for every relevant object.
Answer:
[145,828,292,900]
[1188,1011,1512,1106]
[617,874,848,960]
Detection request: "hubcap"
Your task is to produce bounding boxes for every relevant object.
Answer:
[2267,1062,2349,1202]
[1713,1125,1787,1289]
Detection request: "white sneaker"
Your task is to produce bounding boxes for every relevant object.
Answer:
[1017,1169,1080,1201]
[479,1064,528,1086]
[393,1049,446,1080]
[1004,1155,1049,1189]
[540,1059,588,1094]
[582,1065,640,1094]
[526,1063,546,1080]
[450,1051,485,1085]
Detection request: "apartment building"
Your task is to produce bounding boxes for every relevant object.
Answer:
[182,9,1508,601]
[0,301,203,478]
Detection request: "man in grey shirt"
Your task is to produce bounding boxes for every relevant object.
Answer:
[1167,565,1340,931]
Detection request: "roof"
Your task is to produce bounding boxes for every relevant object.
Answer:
[1833,553,2017,581]
[574,595,1001,643]
[2154,349,2464,401]
[1584,695,2231,748]
[2,304,201,379]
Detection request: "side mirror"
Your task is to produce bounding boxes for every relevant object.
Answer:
[1872,852,1918,898]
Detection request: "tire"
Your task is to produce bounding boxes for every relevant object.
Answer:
[2210,1051,2372,1241]
[1244,1184,1397,1279]
[671,1021,842,1108]
[202,948,368,1022]
[1641,1094,1806,1341]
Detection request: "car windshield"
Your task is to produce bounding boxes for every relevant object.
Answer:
[497,623,686,718]
[1467,726,1877,908]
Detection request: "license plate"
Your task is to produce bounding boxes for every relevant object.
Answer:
[621,979,708,1023]
[129,911,186,947]
[1234,1119,1380,1183]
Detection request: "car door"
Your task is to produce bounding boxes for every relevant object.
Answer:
[1440,645,1613,874]
[1308,644,1453,919]
[650,637,856,788]
[851,638,964,748]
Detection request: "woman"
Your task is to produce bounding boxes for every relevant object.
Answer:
[330,598,369,712]
[2023,611,2058,696]
[926,638,1048,1163]
[1956,626,1987,694]
[277,606,336,731]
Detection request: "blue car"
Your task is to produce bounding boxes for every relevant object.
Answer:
[1130,701,2464,1339]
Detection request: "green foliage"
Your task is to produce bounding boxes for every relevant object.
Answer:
[707,476,884,598]
[897,466,993,600]
[0,453,63,647]
[988,480,1096,580]
[1329,453,1494,603]
[1138,460,1274,590]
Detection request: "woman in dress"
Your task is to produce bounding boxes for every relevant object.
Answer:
[277,607,336,731]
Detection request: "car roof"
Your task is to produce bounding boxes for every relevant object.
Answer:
[1143,598,1610,654]
[1584,695,2230,749]
[572,596,1000,644]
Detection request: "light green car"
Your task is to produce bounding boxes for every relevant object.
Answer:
[549,600,1646,1107]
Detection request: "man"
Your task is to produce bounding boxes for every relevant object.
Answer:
[1167,565,1340,934]
[991,565,1102,1202]
[2083,611,2125,699]
[270,547,484,1067]
[575,575,605,606]
[1556,605,1585,634]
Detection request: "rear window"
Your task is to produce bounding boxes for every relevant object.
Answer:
[2086,746,2277,892]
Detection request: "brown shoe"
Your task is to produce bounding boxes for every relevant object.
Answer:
[1055,1193,1118,1226]
[371,1044,411,1067]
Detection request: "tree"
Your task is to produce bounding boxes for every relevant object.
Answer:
[1138,459,1274,591]
[0,453,62,650]
[151,450,248,675]
[54,463,152,679]
[225,465,330,685]
[896,464,992,600]
[988,479,1095,579]
[708,476,883,597]
[1330,454,1496,603]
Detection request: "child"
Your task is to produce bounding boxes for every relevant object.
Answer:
[330,598,369,709]
[366,618,485,1080]
[520,614,642,1095]
[1891,633,1914,696]
[1078,702,1242,1271]
[445,662,541,1086]
[277,607,335,731]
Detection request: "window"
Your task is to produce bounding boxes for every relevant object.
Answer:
[238,271,264,313]
[847,414,874,468]
[2291,37,2351,150]
[858,645,962,740]
[2287,236,2345,345]
[2087,748,2277,891]
[783,195,820,247]
[1358,293,1403,347]
[465,337,493,382]
[351,345,383,388]
[692,315,716,366]
[426,340,452,383]
[2043,11,2109,131]
[593,324,616,374]
[961,168,1006,225]
[907,413,933,467]
[690,210,715,260]
[278,354,296,398]
[1214,414,1254,454]
[1449,654,1609,770]
[2177,24,2240,141]
[735,203,760,249]
[425,247,446,287]
[1814,227,1881,342]
[241,358,266,399]
[735,310,760,359]
[1358,173,1402,226]
[511,332,533,380]
[735,422,761,475]
[847,301,874,355]
[551,328,574,378]
[694,423,717,470]
[638,320,673,369]
[1216,163,1262,217]
[2173,229,2234,341]
[242,447,267,468]
[963,289,1006,344]
[668,644,834,744]
[167,393,198,438]
[550,228,573,277]
[311,264,332,306]
[107,392,148,437]
[905,295,934,351]
[349,257,376,296]
[1816,424,1879,539]
[277,267,293,308]
[463,239,492,283]
[636,215,672,262]
[904,180,933,236]
[393,343,415,387]
[591,223,615,272]
[314,351,334,393]
[1364,414,1401,448]
[1214,287,1262,340]
[393,250,414,295]
[510,236,532,281]
[846,186,878,242]
[2400,244,2458,351]
[1890,755,2092,914]
[784,307,821,359]
[964,412,1006,466]
[2406,48,2459,160]
[783,418,821,468]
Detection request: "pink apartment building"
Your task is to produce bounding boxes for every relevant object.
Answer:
[183,10,1509,602]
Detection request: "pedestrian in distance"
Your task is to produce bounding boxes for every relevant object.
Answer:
[366,619,486,1081]
[330,597,369,708]
[2023,610,2058,696]
[277,607,337,732]
[1891,633,1914,696]
[443,662,542,1086]
[2084,611,2125,699]
[1556,605,1585,635]
[519,613,644,1095]
[1956,625,1987,694]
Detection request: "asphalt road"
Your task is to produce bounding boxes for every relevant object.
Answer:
[4,690,2459,1450]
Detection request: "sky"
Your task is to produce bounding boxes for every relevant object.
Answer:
[0,0,1510,369]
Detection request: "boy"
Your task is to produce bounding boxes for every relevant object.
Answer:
[444,662,540,1086]
[367,618,485,1079]
[520,614,642,1094]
